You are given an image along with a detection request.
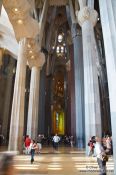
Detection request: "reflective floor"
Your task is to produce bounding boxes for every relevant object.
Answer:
[0,147,114,175]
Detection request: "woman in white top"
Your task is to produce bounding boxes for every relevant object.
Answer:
[53,134,60,150]
[95,137,107,175]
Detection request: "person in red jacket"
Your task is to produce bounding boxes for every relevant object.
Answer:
[25,135,31,154]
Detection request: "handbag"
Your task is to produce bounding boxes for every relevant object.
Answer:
[102,154,108,162]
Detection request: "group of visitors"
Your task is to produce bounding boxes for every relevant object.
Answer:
[24,134,44,163]
[24,134,62,163]
[88,135,113,175]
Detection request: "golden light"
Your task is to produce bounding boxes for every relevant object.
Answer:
[31,55,35,59]
[51,157,62,161]
[14,164,39,167]
[47,167,62,170]
[12,8,19,13]
[14,8,18,12]
[28,44,31,48]
[15,167,38,170]
[29,50,33,54]
[48,164,62,168]
[17,19,23,24]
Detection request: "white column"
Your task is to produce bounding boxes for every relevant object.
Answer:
[99,0,116,173]
[78,0,87,8]
[27,66,40,139]
[8,38,27,152]
[78,7,102,151]
[87,0,94,8]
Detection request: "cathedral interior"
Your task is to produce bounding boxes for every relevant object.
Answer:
[0,0,116,174]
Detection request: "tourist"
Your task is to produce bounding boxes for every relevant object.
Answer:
[95,137,108,175]
[88,137,95,156]
[30,140,37,164]
[70,135,74,148]
[105,135,112,155]
[24,135,31,154]
[37,134,44,154]
[53,134,60,150]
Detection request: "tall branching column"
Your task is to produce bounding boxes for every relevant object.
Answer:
[99,0,116,172]
[8,38,27,152]
[78,7,102,151]
[27,52,45,140]
[27,66,41,139]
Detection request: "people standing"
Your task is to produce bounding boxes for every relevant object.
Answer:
[24,135,31,154]
[105,136,112,155]
[88,137,95,156]
[95,137,108,175]
[37,134,43,154]
[53,134,60,150]
[70,135,74,148]
[30,140,37,164]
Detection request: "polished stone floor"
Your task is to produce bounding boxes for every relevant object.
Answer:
[0,146,114,175]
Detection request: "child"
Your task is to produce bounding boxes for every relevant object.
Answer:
[30,140,37,164]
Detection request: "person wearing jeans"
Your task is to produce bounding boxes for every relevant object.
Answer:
[95,137,107,175]
[53,134,60,150]
[30,140,37,164]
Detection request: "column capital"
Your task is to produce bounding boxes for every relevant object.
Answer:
[77,6,98,26]
[26,38,45,68]
[28,52,45,69]
[3,0,39,40]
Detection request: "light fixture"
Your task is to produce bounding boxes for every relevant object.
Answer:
[28,44,31,48]
[52,46,55,50]
[29,50,33,54]
[17,19,23,24]
[14,8,18,12]
[31,55,35,59]
[12,8,19,13]
[58,34,63,43]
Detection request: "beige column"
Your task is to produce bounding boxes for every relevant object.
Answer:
[8,38,27,152]
[78,7,102,150]
[99,0,116,172]
[27,66,41,139]
[27,52,45,139]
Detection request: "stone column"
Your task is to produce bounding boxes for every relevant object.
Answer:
[8,38,27,152]
[78,7,102,150]
[38,66,46,134]
[2,58,15,140]
[99,0,116,172]
[71,25,85,148]
[68,0,85,147]
[26,52,45,139]
[27,66,41,139]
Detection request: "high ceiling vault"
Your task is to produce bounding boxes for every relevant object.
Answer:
[0,0,100,60]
